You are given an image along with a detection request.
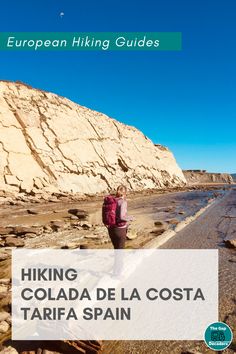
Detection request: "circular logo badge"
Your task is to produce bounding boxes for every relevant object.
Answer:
[204,322,233,351]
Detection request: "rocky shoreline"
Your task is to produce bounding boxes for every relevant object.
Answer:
[0,184,235,353]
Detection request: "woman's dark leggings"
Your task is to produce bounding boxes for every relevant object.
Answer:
[108,227,127,249]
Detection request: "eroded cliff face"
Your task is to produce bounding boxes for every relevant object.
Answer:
[231,174,236,182]
[183,170,234,185]
[0,81,186,195]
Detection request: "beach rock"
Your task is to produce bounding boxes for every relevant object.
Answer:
[163,208,173,213]
[48,196,60,203]
[0,227,14,235]
[50,221,64,231]
[15,201,26,206]
[0,346,18,354]
[0,320,10,333]
[0,81,186,196]
[24,233,38,238]
[0,311,10,322]
[61,243,80,249]
[178,211,185,215]
[27,209,38,215]
[224,237,236,249]
[151,228,166,236]
[70,222,82,228]
[0,291,9,300]
[1,233,17,239]
[127,228,138,240]
[0,291,11,310]
[13,226,41,236]
[152,221,168,236]
[50,221,67,232]
[166,218,179,225]
[80,245,89,249]
[154,220,167,227]
[81,222,92,230]
[43,225,53,232]
[0,252,10,261]
[5,236,25,247]
[0,284,8,293]
[70,215,79,220]
[68,209,89,220]
[84,235,100,240]
[9,200,20,206]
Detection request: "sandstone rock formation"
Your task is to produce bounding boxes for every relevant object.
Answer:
[0,81,186,195]
[183,170,233,185]
[231,173,236,182]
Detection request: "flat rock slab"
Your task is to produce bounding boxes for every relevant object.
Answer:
[5,236,25,247]
[0,227,14,235]
[27,209,39,215]
[50,221,69,232]
[68,209,89,220]
[13,226,42,235]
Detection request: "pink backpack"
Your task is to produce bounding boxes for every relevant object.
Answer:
[102,196,126,227]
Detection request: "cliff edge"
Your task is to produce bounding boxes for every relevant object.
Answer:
[0,81,186,195]
[183,170,233,185]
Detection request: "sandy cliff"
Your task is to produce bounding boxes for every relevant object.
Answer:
[231,174,236,182]
[183,170,233,185]
[0,81,186,195]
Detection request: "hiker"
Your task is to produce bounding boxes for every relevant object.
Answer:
[102,185,133,249]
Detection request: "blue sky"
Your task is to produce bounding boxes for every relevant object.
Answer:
[0,0,235,173]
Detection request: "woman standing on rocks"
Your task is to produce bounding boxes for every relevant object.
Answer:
[102,185,133,249]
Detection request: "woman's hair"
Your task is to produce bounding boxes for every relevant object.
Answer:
[116,185,127,198]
